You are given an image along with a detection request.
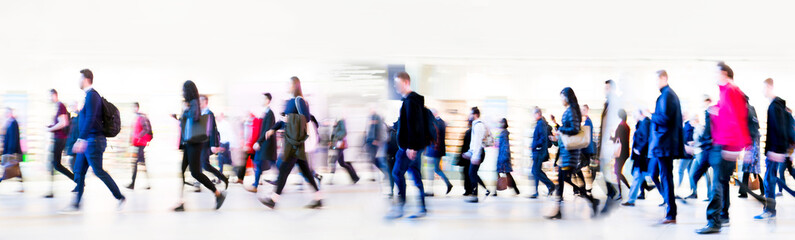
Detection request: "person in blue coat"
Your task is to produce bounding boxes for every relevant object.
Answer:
[1,108,24,186]
[495,118,519,196]
[623,110,657,206]
[649,70,685,225]
[530,107,555,198]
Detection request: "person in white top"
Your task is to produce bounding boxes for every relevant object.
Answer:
[465,107,488,203]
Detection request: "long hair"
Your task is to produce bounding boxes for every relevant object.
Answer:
[561,87,581,119]
[183,80,199,102]
[291,76,303,97]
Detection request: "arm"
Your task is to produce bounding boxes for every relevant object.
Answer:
[78,92,101,140]
[48,114,70,132]
[558,111,581,135]
[469,122,486,162]
[651,95,671,127]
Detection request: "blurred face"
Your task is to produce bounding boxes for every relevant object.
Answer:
[534,111,542,120]
[4,109,11,118]
[133,105,139,113]
[581,106,589,116]
[264,96,271,106]
[715,67,729,85]
[764,83,774,99]
[50,93,58,103]
[703,99,712,108]
[657,76,667,89]
[78,74,88,90]
[560,93,568,107]
[394,78,410,96]
[604,83,611,96]
[200,98,208,109]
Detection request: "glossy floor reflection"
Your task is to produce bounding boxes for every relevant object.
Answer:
[0,176,791,240]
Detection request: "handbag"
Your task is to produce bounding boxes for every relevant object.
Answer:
[497,173,508,191]
[613,142,622,158]
[1,154,22,179]
[186,114,210,143]
[749,174,760,191]
[560,125,591,150]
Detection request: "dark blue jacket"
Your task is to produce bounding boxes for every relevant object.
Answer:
[557,107,581,167]
[532,118,550,152]
[766,97,794,154]
[425,117,446,158]
[272,97,311,131]
[697,109,713,148]
[583,117,596,155]
[78,88,105,139]
[3,118,22,155]
[65,115,80,156]
[631,117,651,171]
[179,99,201,145]
[395,92,428,150]
[650,85,685,159]
[682,120,695,159]
[256,109,277,161]
[203,110,220,148]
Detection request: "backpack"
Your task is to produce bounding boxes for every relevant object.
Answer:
[424,107,437,147]
[475,120,495,147]
[746,101,760,140]
[101,97,121,137]
[546,123,555,149]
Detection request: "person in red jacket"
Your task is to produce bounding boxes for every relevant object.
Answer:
[127,102,152,190]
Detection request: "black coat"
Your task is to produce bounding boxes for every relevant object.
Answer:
[766,97,794,154]
[650,85,685,159]
[395,91,428,150]
[256,109,277,161]
[631,117,651,171]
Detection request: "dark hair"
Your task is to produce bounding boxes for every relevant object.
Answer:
[501,118,508,128]
[618,109,627,121]
[263,92,272,101]
[290,76,303,97]
[717,61,734,79]
[133,102,140,108]
[80,69,94,84]
[561,87,581,119]
[656,70,668,78]
[396,72,411,82]
[50,89,58,95]
[182,80,199,102]
[605,79,614,86]
[471,107,480,117]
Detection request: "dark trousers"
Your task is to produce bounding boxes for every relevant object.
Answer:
[532,151,555,194]
[181,143,217,192]
[740,172,764,196]
[385,155,396,194]
[51,138,75,181]
[497,172,519,194]
[200,146,228,182]
[130,146,148,187]
[73,137,123,207]
[556,167,596,203]
[764,159,782,214]
[615,157,630,195]
[690,148,713,196]
[647,157,664,199]
[392,148,425,210]
[706,146,734,228]
[655,157,677,220]
[273,157,319,194]
[468,163,483,195]
[331,150,359,182]
[778,158,795,192]
[217,142,231,172]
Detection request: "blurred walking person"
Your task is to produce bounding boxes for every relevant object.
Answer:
[529,107,555,198]
[425,109,452,196]
[649,70,684,225]
[612,109,631,199]
[247,93,277,193]
[198,95,229,188]
[753,78,794,220]
[328,118,360,184]
[464,107,490,203]
[622,109,653,206]
[494,118,519,196]
[127,102,152,190]
[686,95,715,200]
[0,107,24,191]
[44,89,76,198]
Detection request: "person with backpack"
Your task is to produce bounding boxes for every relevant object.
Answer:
[44,89,76,198]
[173,80,227,212]
[259,76,322,210]
[61,69,126,213]
[738,96,764,199]
[424,109,452,196]
[464,107,490,203]
[385,72,430,219]
[529,107,555,199]
[127,102,152,190]
[197,95,229,189]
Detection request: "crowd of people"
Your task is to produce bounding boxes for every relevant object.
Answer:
[1,62,794,235]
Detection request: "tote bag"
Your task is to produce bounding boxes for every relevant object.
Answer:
[561,125,591,150]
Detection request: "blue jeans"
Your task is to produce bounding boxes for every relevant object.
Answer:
[217,142,231,172]
[689,149,714,197]
[428,157,451,187]
[392,148,425,211]
[252,151,274,188]
[531,151,555,194]
[677,158,693,187]
[647,157,664,198]
[655,157,677,220]
[626,167,647,204]
[764,159,782,214]
[706,145,734,228]
[73,137,123,207]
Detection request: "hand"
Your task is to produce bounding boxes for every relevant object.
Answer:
[73,139,87,153]
[633,149,640,155]
[471,157,481,165]
[707,106,718,116]
[252,143,260,151]
[407,149,417,160]
[211,147,221,153]
[548,135,557,142]
[372,140,379,146]
[265,130,275,139]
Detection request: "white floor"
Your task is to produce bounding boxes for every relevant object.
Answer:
[0,175,792,240]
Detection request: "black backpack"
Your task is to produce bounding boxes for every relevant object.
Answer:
[424,107,437,147]
[101,97,121,137]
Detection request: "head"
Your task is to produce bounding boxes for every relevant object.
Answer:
[393,72,412,96]
[702,94,713,108]
[289,76,303,97]
[469,107,481,121]
[763,78,775,99]
[132,102,140,113]
[199,95,209,109]
[618,109,627,122]
[4,107,13,119]
[656,70,669,89]
[604,79,615,96]
[79,69,93,90]
[49,89,59,103]
[182,80,199,102]
[500,118,508,129]
[634,108,645,120]
[533,107,543,121]
[263,92,272,107]
[717,61,734,85]
[581,104,590,117]
[560,87,581,117]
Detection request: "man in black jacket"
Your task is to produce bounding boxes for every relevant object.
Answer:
[198,95,228,189]
[386,72,429,219]
[248,93,277,192]
[622,110,656,206]
[755,78,794,220]
[649,70,685,224]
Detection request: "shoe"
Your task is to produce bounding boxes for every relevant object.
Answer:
[44,193,54,199]
[658,202,666,207]
[720,218,730,227]
[621,202,635,207]
[385,209,404,220]
[260,197,276,209]
[684,193,698,199]
[615,195,622,201]
[600,198,614,214]
[776,192,784,197]
[117,197,127,211]
[315,174,323,184]
[408,210,427,219]
[352,177,361,184]
[222,178,229,190]
[144,186,151,190]
[215,191,227,210]
[425,193,435,197]
[58,205,80,215]
[305,200,323,209]
[660,219,676,225]
[637,194,646,200]
[492,192,498,197]
[754,212,776,220]
[71,187,78,193]
[545,211,562,220]
[233,179,243,184]
[264,180,276,185]
[173,203,185,212]
[463,192,472,197]
[738,194,748,199]
[529,194,539,199]
[485,190,491,196]
[193,188,201,193]
[675,195,683,200]
[446,184,453,195]
[126,184,134,190]
[547,187,555,197]
[244,185,258,193]
[695,225,720,234]
[465,196,479,203]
